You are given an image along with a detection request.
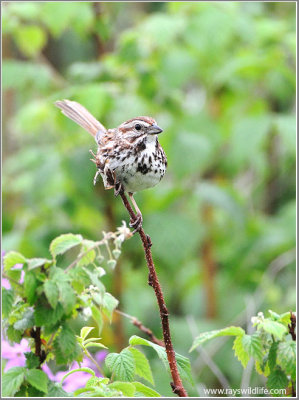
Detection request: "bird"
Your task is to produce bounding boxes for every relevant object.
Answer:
[55,99,167,232]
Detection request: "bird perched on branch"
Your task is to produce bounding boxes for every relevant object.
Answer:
[55,100,167,232]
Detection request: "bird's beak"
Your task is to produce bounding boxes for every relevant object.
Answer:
[148,124,163,135]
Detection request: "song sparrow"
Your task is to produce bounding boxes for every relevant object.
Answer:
[55,100,167,231]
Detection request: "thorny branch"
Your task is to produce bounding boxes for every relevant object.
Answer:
[30,327,46,367]
[119,190,188,397]
[288,311,296,341]
[115,309,164,347]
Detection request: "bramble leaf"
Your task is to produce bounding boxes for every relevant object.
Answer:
[190,326,245,351]
[4,251,26,270]
[133,381,162,397]
[26,369,48,393]
[259,320,288,340]
[50,233,82,258]
[28,258,52,270]
[267,367,288,390]
[44,280,59,309]
[102,292,119,322]
[24,271,38,305]
[277,341,296,375]
[106,348,135,382]
[108,381,136,397]
[233,336,250,368]
[2,367,26,396]
[242,333,263,363]
[2,288,14,317]
[129,347,154,385]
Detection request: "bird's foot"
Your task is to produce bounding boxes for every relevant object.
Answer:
[114,182,124,197]
[129,212,143,234]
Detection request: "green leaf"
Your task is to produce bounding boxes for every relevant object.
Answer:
[77,240,97,267]
[267,367,288,390]
[91,304,103,334]
[24,271,38,305]
[57,281,76,314]
[259,320,288,340]
[2,288,14,318]
[102,292,119,322]
[14,308,35,331]
[233,336,250,368]
[26,369,48,393]
[34,300,64,327]
[176,353,194,386]
[50,233,82,258]
[2,367,26,396]
[106,348,135,382]
[277,341,296,375]
[44,280,59,309]
[133,381,162,397]
[80,326,94,340]
[85,342,107,349]
[129,335,193,385]
[25,352,40,369]
[267,341,279,371]
[3,251,26,270]
[14,25,46,57]
[129,347,154,385]
[47,381,69,397]
[58,323,78,358]
[190,326,245,351]
[28,258,52,270]
[242,333,263,363]
[108,381,136,397]
[6,325,22,343]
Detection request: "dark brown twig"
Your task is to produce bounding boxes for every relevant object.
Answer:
[288,311,296,341]
[119,191,188,397]
[30,327,46,367]
[115,309,164,347]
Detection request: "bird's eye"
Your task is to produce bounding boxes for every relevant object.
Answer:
[135,124,142,131]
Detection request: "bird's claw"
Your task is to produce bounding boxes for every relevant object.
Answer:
[129,213,143,234]
[114,182,124,197]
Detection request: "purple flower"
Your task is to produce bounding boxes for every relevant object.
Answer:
[42,351,108,393]
[2,338,30,372]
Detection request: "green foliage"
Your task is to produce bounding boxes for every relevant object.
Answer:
[106,348,135,382]
[190,310,296,392]
[26,369,49,393]
[2,1,296,396]
[2,367,26,397]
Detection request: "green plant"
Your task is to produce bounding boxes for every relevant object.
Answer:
[190,310,296,396]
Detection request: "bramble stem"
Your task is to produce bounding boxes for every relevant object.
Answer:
[119,191,188,397]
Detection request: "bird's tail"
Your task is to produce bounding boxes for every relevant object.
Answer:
[55,99,106,137]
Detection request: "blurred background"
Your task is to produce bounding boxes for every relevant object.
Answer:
[2,1,296,396]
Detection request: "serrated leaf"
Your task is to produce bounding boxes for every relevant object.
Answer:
[50,233,82,258]
[242,333,263,363]
[34,300,64,327]
[176,352,194,386]
[233,335,250,368]
[190,326,245,351]
[267,368,288,390]
[129,347,154,385]
[44,280,59,309]
[26,369,48,393]
[80,326,94,340]
[82,267,106,293]
[6,325,22,343]
[4,251,26,270]
[2,288,14,318]
[57,281,76,314]
[47,381,69,397]
[2,367,26,396]
[58,323,78,357]
[28,258,52,270]
[267,341,279,371]
[277,341,296,375]
[25,352,40,369]
[129,335,193,385]
[102,292,119,322]
[24,271,38,305]
[133,381,162,397]
[14,308,35,331]
[91,304,103,334]
[106,348,135,382]
[255,360,270,377]
[259,320,288,340]
[108,381,136,397]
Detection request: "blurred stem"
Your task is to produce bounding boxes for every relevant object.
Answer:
[115,309,164,347]
[83,348,104,377]
[119,190,188,397]
[201,204,217,319]
[264,127,280,214]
